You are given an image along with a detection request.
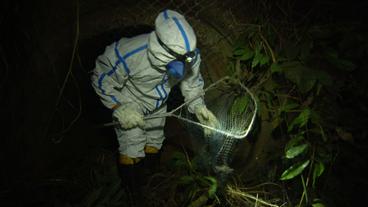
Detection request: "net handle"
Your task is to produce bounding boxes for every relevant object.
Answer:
[102,77,258,139]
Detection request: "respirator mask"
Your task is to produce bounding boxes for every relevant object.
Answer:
[156,35,198,80]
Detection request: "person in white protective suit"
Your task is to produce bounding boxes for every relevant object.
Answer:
[91,10,218,168]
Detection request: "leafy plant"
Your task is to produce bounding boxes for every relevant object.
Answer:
[145,150,219,207]
[172,152,218,205]
[224,14,360,205]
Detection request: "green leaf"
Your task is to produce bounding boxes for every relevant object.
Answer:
[178,175,195,185]
[288,108,311,132]
[259,55,270,66]
[312,162,325,187]
[270,63,282,73]
[233,47,247,56]
[231,96,250,114]
[285,143,309,159]
[271,117,280,129]
[204,176,218,198]
[279,61,333,92]
[280,102,299,113]
[284,135,305,157]
[281,62,316,93]
[251,56,260,68]
[168,152,187,169]
[239,51,254,61]
[251,46,262,68]
[237,47,254,61]
[312,199,326,207]
[285,135,304,152]
[312,203,326,207]
[336,127,354,143]
[233,46,255,62]
[280,160,310,180]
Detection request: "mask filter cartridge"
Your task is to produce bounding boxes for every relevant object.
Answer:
[167,60,185,79]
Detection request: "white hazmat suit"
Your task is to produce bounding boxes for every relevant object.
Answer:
[91,10,217,160]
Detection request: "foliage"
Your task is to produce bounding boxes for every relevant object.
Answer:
[225,8,364,205]
[169,151,219,204]
[144,150,219,207]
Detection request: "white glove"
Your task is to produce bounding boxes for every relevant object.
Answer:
[113,105,145,129]
[195,105,219,137]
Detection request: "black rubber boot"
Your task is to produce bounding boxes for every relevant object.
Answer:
[143,152,161,176]
[118,162,145,207]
